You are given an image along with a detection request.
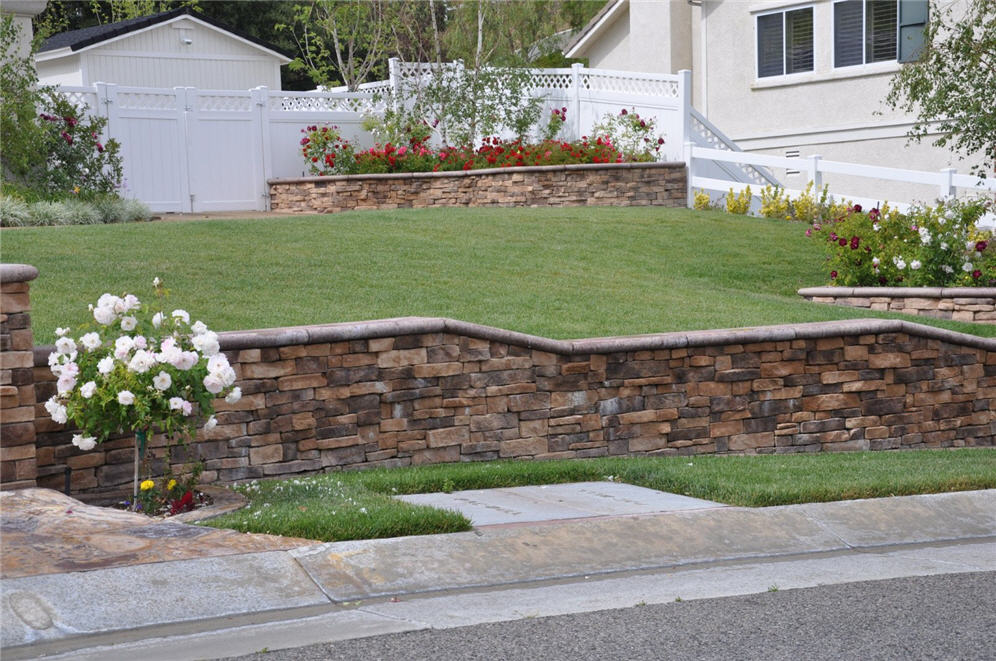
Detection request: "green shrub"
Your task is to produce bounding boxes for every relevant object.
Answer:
[0,196,30,226]
[0,195,151,227]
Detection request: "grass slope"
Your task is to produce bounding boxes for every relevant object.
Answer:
[5,207,994,342]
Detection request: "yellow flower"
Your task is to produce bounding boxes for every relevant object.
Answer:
[140,479,155,491]
[167,479,177,491]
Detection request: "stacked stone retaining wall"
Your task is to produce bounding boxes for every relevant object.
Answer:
[0,265,38,489]
[23,317,996,499]
[799,287,996,324]
[268,162,686,214]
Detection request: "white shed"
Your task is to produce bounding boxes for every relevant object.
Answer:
[34,7,291,90]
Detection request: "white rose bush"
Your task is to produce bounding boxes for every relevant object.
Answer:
[45,278,241,511]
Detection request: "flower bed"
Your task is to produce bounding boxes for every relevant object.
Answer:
[268,162,687,215]
[798,287,996,324]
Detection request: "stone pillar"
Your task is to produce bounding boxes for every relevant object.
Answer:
[1,264,39,489]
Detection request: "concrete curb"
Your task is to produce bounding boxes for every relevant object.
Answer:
[2,490,993,654]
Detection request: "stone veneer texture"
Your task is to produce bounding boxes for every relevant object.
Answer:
[1,265,39,489]
[268,162,686,214]
[799,287,996,324]
[24,317,996,498]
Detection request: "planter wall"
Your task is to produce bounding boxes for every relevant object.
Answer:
[0,265,39,489]
[268,162,687,214]
[799,287,996,325]
[17,315,996,500]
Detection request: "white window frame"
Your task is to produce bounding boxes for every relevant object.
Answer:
[832,0,899,69]
[755,4,816,80]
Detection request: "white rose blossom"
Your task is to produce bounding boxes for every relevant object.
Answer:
[168,396,185,411]
[117,390,135,405]
[55,327,69,337]
[910,260,921,270]
[80,332,102,351]
[225,386,242,404]
[204,415,218,430]
[97,356,115,375]
[57,373,77,394]
[45,397,68,424]
[191,321,208,335]
[963,262,974,273]
[72,434,97,451]
[127,350,156,374]
[172,309,190,324]
[80,381,97,399]
[93,305,117,325]
[152,370,172,391]
[152,311,164,328]
[203,373,225,394]
[153,277,162,287]
[55,336,76,356]
[192,331,220,356]
[120,316,138,332]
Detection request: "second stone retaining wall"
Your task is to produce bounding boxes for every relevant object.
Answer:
[268,162,687,214]
[799,287,996,324]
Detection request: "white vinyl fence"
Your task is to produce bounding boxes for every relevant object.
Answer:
[686,144,996,224]
[63,64,757,213]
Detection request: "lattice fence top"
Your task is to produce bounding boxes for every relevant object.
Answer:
[529,72,573,90]
[116,91,178,111]
[268,93,382,114]
[60,89,98,111]
[196,93,254,113]
[583,72,679,98]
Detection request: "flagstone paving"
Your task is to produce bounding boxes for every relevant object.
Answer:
[0,489,313,579]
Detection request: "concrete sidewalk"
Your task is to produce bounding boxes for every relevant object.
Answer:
[1,488,994,660]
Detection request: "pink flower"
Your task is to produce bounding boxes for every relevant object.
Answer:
[973,269,982,279]
[838,238,847,247]
[850,236,860,250]
[61,131,73,145]
[300,137,309,145]
[397,145,408,156]
[805,229,812,237]
[620,109,628,115]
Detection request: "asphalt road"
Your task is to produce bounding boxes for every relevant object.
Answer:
[224,571,996,661]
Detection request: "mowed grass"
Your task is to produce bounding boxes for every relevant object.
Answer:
[4,206,995,342]
[201,450,996,542]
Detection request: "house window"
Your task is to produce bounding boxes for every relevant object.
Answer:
[834,0,899,67]
[757,7,814,78]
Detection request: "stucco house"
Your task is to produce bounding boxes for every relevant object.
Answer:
[34,7,291,90]
[566,0,985,204]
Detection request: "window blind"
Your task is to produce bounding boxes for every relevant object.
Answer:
[757,13,785,77]
[834,0,864,67]
[866,0,898,62]
[785,8,814,74]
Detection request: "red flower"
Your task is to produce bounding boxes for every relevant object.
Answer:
[64,116,77,127]
[973,269,982,279]
[830,270,838,279]
[300,137,309,145]
[620,109,628,115]
[96,142,104,153]
[976,241,988,252]
[852,204,862,213]
[838,238,847,247]
[879,276,888,285]
[850,236,860,250]
[869,208,880,221]
[61,131,73,145]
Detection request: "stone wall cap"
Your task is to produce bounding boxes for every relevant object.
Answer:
[799,286,996,298]
[0,264,40,284]
[267,161,682,186]
[34,316,996,367]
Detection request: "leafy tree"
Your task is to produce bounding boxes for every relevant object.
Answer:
[1,16,122,199]
[277,1,401,90]
[885,0,996,177]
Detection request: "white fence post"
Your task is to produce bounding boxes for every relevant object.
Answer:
[939,167,956,200]
[94,82,117,132]
[252,86,271,211]
[175,87,193,213]
[685,141,695,208]
[808,154,822,191]
[677,69,692,149]
[570,63,583,141]
[388,57,402,111]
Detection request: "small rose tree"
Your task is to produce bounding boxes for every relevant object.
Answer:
[45,278,241,510]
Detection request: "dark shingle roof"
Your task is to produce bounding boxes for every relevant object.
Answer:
[563,0,622,57]
[38,7,292,59]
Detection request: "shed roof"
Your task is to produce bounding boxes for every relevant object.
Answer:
[38,7,293,60]
[563,0,626,58]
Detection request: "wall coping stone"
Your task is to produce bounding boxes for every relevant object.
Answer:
[32,316,996,367]
[268,161,685,186]
[799,286,996,298]
[0,264,40,284]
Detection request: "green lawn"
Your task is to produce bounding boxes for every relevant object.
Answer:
[4,207,994,342]
[201,450,996,542]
